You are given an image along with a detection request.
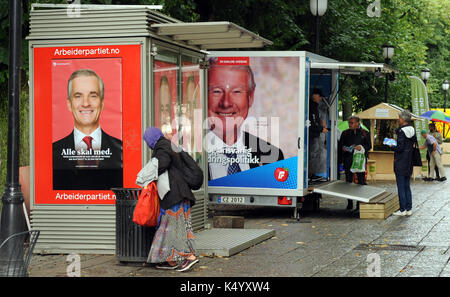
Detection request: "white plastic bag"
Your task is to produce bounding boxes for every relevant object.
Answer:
[135,157,170,200]
[350,147,366,173]
[156,171,170,200]
[136,158,158,187]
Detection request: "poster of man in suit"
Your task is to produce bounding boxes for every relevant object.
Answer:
[207,56,300,183]
[52,60,123,190]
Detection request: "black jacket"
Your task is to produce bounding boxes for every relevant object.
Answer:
[243,131,285,169]
[393,125,416,176]
[338,128,371,168]
[152,137,196,210]
[52,129,123,190]
[309,100,323,138]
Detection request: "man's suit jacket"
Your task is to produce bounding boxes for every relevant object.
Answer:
[243,131,284,169]
[208,131,285,180]
[53,129,123,190]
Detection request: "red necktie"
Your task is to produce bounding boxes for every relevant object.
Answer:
[82,136,93,150]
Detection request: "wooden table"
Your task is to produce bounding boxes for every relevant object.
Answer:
[368,151,395,180]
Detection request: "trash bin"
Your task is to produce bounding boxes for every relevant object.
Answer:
[112,188,155,263]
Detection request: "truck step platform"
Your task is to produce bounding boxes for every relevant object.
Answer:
[359,192,399,220]
[312,180,386,203]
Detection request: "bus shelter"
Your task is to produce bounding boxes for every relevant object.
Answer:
[27,4,272,254]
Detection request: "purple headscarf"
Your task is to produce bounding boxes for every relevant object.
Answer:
[143,127,164,149]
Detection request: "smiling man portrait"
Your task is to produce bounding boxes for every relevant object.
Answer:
[207,57,284,180]
[52,68,123,190]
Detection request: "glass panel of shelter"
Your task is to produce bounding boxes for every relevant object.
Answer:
[152,47,203,171]
[153,47,179,139]
[180,55,203,168]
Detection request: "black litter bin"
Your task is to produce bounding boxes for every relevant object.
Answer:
[112,188,155,263]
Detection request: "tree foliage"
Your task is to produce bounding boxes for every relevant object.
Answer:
[160,0,449,113]
[0,0,448,109]
[0,0,448,185]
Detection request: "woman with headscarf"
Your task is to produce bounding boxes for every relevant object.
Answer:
[143,127,198,272]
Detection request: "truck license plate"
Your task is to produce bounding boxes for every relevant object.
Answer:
[219,196,245,204]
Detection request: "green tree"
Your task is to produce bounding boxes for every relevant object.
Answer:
[159,0,448,115]
[0,0,448,193]
[422,0,450,109]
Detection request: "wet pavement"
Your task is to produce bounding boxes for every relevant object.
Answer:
[28,168,450,277]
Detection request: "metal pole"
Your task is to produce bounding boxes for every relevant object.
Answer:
[444,90,447,138]
[384,72,389,103]
[0,0,25,276]
[315,15,321,54]
[384,58,390,103]
[444,91,447,113]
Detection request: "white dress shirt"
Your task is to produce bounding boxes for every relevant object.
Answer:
[207,130,251,180]
[74,126,102,152]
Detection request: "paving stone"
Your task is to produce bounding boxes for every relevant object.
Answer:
[213,216,245,229]
[28,167,450,277]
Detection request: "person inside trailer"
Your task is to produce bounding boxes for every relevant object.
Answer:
[308,88,329,182]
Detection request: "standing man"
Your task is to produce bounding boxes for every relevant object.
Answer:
[308,88,329,182]
[338,116,371,210]
[427,123,443,180]
[420,129,446,182]
[207,57,284,180]
[53,69,123,190]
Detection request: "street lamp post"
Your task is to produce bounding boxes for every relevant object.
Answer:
[0,0,25,276]
[421,68,430,85]
[310,0,328,54]
[382,42,394,103]
[442,79,449,138]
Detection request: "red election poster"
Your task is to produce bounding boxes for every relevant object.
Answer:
[33,44,142,205]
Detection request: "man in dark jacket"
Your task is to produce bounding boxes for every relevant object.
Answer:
[427,122,443,180]
[338,116,371,210]
[309,89,328,181]
[390,111,415,216]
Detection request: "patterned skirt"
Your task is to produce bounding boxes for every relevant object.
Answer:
[147,199,197,264]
